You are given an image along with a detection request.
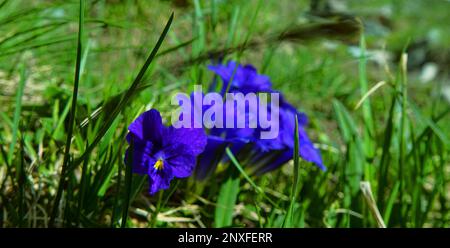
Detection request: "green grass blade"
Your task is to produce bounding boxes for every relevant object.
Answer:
[49,0,85,227]
[193,0,205,57]
[225,5,240,51]
[332,99,364,195]
[383,181,400,226]
[226,148,259,190]
[237,0,262,58]
[358,34,375,179]
[283,115,300,228]
[214,175,240,228]
[7,63,27,164]
[0,136,11,193]
[376,94,396,210]
[18,136,25,227]
[111,161,123,228]
[75,141,90,227]
[397,53,408,225]
[0,0,8,9]
[225,148,279,208]
[69,12,174,172]
[0,37,74,58]
[121,139,133,228]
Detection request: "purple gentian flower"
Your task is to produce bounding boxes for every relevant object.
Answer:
[278,99,325,171]
[195,61,326,179]
[249,111,326,174]
[226,99,326,174]
[208,61,272,94]
[208,61,325,170]
[125,109,207,194]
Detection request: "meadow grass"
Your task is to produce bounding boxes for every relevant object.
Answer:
[0,0,449,227]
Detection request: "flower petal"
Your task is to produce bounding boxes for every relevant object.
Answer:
[299,129,326,171]
[128,109,163,145]
[208,61,236,84]
[166,151,197,178]
[195,136,228,180]
[163,126,207,156]
[148,165,174,195]
[124,135,154,175]
[252,149,292,175]
[209,61,274,94]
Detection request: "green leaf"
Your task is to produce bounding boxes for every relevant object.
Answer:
[49,0,85,227]
[69,11,174,172]
[226,148,279,208]
[214,175,240,228]
[121,138,133,228]
[283,114,301,228]
[332,99,364,197]
[8,63,27,164]
[358,34,375,160]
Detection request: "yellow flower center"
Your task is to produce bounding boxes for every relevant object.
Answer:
[153,159,164,170]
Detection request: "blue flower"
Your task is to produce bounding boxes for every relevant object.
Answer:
[249,102,326,174]
[195,135,229,180]
[209,61,325,171]
[277,99,325,171]
[176,91,252,180]
[208,61,272,94]
[125,109,207,194]
[221,98,326,174]
[208,61,325,170]
[193,61,326,179]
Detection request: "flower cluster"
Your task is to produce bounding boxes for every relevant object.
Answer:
[195,61,325,180]
[125,61,325,194]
